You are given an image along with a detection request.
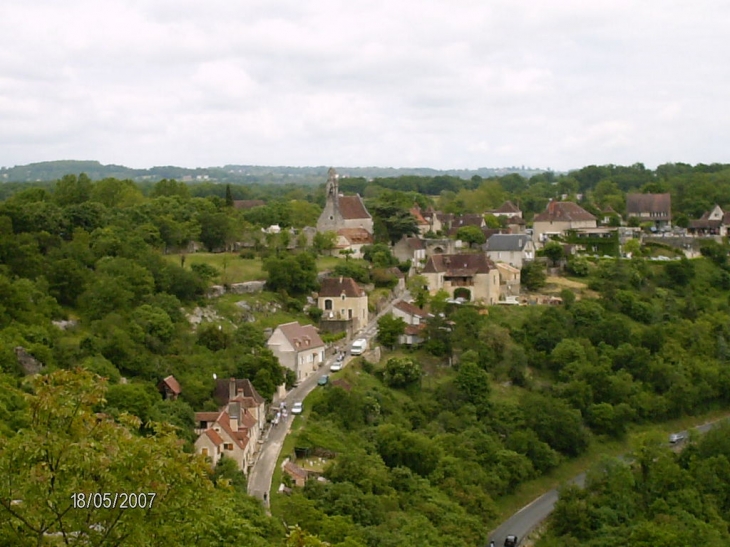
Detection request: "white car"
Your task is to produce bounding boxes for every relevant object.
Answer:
[669,432,686,444]
[291,402,303,415]
[330,362,343,372]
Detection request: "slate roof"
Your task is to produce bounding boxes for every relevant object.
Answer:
[213,378,265,407]
[404,236,425,250]
[533,201,597,223]
[276,322,325,350]
[626,193,671,216]
[422,253,496,275]
[451,214,484,229]
[485,234,531,252]
[338,195,371,220]
[319,277,366,298]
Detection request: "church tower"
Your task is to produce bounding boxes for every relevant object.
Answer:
[317,167,342,232]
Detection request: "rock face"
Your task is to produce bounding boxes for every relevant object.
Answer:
[186,307,225,326]
[52,319,78,330]
[229,281,265,294]
[15,347,43,375]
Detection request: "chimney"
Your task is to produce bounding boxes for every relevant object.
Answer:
[228,402,239,431]
[228,378,236,401]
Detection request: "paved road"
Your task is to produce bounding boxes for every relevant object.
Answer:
[246,297,402,506]
[487,416,730,546]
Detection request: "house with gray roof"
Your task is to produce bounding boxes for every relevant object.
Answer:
[484,234,535,269]
[267,322,325,382]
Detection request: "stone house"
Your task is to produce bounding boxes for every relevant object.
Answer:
[532,201,597,244]
[489,200,523,219]
[496,263,521,297]
[421,253,500,304]
[317,277,369,332]
[626,193,672,229]
[484,234,535,269]
[267,322,325,382]
[194,378,266,474]
[393,236,427,270]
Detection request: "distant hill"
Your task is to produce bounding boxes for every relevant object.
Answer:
[0,160,549,184]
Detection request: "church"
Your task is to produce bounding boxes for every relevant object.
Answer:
[316,168,374,257]
[317,168,373,234]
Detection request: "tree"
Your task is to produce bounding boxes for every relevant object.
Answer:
[198,212,232,252]
[263,253,319,296]
[313,231,337,255]
[455,225,486,247]
[542,241,564,266]
[383,357,422,388]
[521,261,546,291]
[377,314,407,349]
[225,184,234,207]
[0,369,277,546]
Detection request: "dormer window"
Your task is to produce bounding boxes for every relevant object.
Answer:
[341,294,346,300]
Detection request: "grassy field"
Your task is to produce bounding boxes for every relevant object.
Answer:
[163,252,346,284]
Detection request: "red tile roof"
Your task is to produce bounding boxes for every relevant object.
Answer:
[422,253,496,275]
[204,428,224,446]
[195,411,223,423]
[337,228,373,245]
[494,201,521,213]
[533,201,597,223]
[338,195,371,220]
[410,207,429,225]
[394,300,429,318]
[319,277,366,298]
[158,375,181,395]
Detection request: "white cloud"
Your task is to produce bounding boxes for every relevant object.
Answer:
[0,0,729,170]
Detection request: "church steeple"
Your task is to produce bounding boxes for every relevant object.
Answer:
[325,167,339,215]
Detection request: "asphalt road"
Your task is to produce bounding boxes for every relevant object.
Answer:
[486,416,730,546]
[246,297,400,506]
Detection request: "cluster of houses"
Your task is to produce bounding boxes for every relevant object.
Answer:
[184,171,730,475]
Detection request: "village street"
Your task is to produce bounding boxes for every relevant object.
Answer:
[247,296,403,508]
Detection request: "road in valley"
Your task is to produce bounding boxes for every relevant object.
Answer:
[246,297,401,507]
[486,416,730,546]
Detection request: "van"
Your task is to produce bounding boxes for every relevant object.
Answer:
[350,338,368,356]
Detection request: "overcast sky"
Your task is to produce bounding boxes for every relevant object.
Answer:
[1,0,728,172]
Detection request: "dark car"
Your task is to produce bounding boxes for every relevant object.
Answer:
[504,535,519,547]
[318,375,329,386]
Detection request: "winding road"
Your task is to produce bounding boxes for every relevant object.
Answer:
[486,417,730,546]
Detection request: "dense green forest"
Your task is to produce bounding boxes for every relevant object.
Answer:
[2,164,730,544]
[537,422,730,546]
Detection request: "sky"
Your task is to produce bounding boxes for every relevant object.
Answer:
[1,0,729,172]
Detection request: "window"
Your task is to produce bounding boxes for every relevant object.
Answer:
[324,299,333,310]
[341,294,346,300]
[201,448,209,457]
[348,309,353,319]
[224,443,234,451]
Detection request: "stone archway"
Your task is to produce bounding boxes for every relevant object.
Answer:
[453,287,471,301]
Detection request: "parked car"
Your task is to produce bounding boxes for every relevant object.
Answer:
[669,432,686,444]
[330,362,343,372]
[317,375,329,386]
[350,338,368,355]
[504,535,519,547]
[291,402,303,415]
